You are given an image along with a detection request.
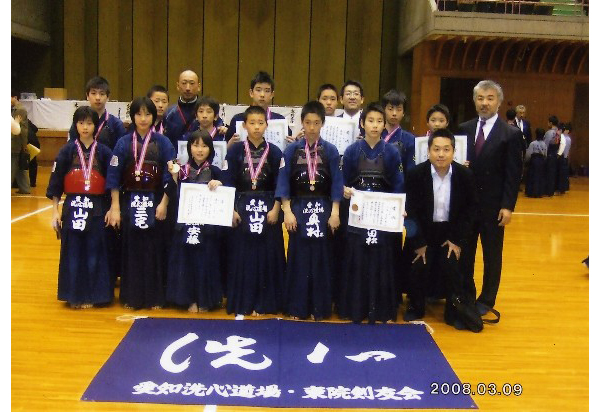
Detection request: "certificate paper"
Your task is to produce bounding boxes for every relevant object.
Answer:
[212,141,227,170]
[236,119,289,151]
[320,116,356,155]
[348,190,405,233]
[177,141,188,165]
[414,135,468,165]
[177,183,236,227]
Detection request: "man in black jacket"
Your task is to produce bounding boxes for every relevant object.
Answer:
[403,129,478,329]
[459,80,522,315]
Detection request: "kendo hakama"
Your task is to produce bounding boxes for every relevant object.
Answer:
[338,139,404,324]
[382,127,417,302]
[107,131,175,309]
[224,140,285,315]
[525,141,547,198]
[47,139,114,306]
[545,140,559,196]
[276,138,343,320]
[166,162,225,310]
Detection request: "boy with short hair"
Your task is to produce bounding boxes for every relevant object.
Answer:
[147,85,169,135]
[224,105,285,316]
[337,80,364,138]
[68,76,127,150]
[380,89,416,174]
[425,104,451,136]
[404,128,478,330]
[183,96,226,142]
[317,83,339,116]
[225,71,291,147]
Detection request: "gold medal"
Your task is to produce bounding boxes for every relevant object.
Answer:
[135,176,141,182]
[310,185,315,191]
[252,179,257,190]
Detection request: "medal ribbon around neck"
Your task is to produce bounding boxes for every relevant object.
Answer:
[152,121,164,135]
[384,126,400,143]
[177,105,193,131]
[94,111,108,139]
[265,107,271,120]
[181,161,209,180]
[75,139,98,187]
[305,138,320,186]
[132,130,153,176]
[209,126,217,139]
[243,140,270,188]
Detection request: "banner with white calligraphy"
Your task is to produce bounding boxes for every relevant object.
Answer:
[82,318,476,409]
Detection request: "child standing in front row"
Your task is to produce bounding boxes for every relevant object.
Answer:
[339,102,404,324]
[224,106,286,316]
[276,101,343,320]
[47,106,114,308]
[106,97,176,309]
[166,130,225,312]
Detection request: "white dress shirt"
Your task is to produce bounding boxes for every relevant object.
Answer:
[475,112,498,141]
[431,164,452,222]
[341,110,362,139]
[516,118,524,132]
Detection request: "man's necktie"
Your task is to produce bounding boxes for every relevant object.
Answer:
[475,119,486,157]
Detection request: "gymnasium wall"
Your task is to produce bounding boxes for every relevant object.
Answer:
[63,0,400,106]
[409,41,589,169]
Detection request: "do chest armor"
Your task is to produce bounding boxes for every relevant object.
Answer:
[184,166,213,184]
[239,146,273,192]
[291,146,331,197]
[352,150,391,192]
[64,150,105,195]
[124,140,161,191]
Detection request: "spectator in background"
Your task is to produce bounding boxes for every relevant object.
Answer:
[11,93,30,194]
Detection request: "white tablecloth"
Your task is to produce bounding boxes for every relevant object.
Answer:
[20,99,345,136]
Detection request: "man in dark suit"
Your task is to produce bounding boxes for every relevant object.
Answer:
[403,129,478,329]
[459,80,523,315]
[515,105,532,147]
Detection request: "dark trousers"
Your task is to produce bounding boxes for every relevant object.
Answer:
[461,212,505,308]
[406,222,464,316]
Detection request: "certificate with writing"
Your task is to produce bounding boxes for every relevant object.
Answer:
[348,190,405,233]
[236,119,288,151]
[212,141,227,170]
[177,141,188,165]
[177,183,236,227]
[320,116,356,155]
[414,135,468,165]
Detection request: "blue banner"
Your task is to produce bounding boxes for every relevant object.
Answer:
[82,318,476,409]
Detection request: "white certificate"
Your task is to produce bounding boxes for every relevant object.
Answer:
[212,141,227,170]
[177,183,236,227]
[348,190,405,233]
[453,135,468,164]
[414,135,468,165]
[320,116,356,155]
[236,119,288,151]
[177,141,188,165]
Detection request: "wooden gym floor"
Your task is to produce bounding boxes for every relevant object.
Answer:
[11,167,589,411]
